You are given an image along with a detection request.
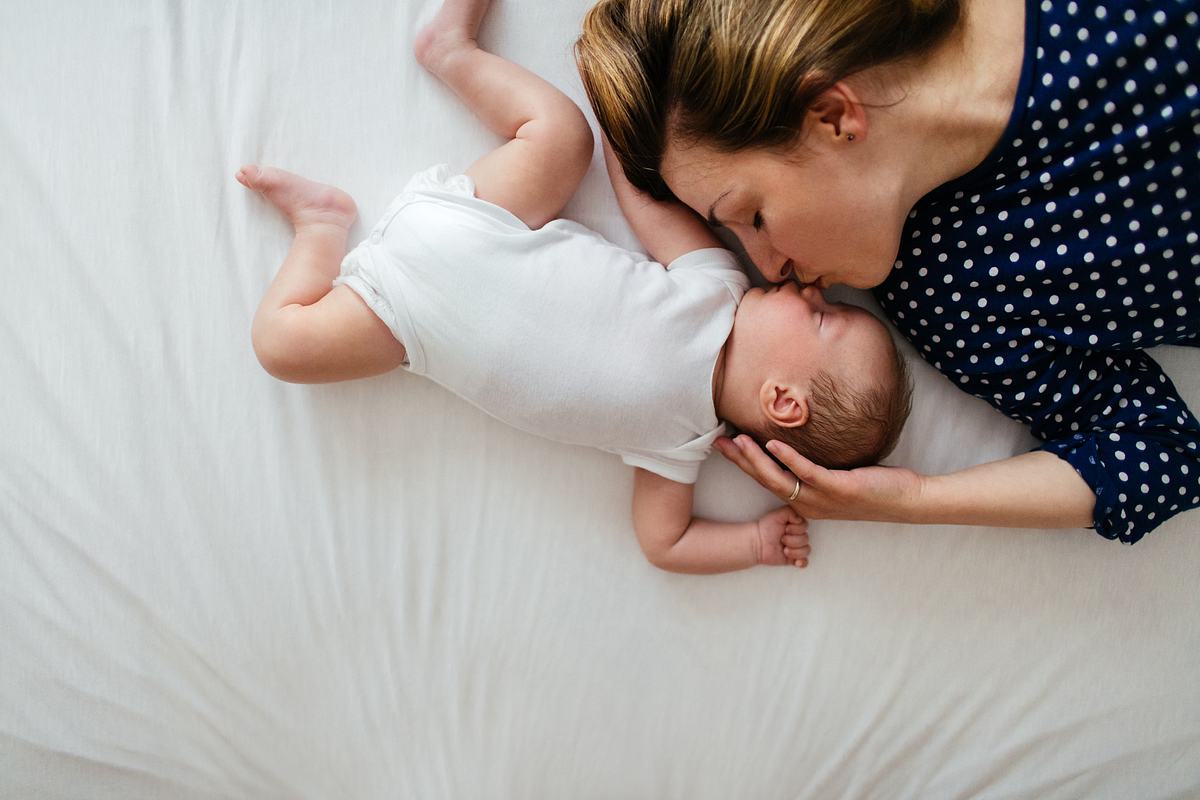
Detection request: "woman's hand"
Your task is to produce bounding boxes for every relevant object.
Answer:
[715,435,925,523]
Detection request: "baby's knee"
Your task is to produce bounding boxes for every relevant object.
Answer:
[251,309,316,383]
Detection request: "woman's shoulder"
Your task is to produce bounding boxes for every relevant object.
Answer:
[880,0,1199,362]
[932,0,1197,203]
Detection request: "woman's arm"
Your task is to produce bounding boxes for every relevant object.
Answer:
[632,469,810,573]
[716,437,1096,529]
[602,136,725,265]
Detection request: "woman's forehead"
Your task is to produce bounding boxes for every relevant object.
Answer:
[661,139,781,191]
[660,139,722,186]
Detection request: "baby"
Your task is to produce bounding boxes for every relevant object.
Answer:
[236,0,911,575]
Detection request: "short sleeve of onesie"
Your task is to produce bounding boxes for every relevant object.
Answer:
[613,247,749,484]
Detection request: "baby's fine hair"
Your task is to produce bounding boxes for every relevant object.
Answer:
[751,342,912,470]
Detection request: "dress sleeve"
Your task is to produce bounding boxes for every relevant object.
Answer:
[968,347,1200,543]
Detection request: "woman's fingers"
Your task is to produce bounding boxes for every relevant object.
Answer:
[718,436,835,522]
[765,440,825,486]
[729,435,798,498]
[714,436,757,475]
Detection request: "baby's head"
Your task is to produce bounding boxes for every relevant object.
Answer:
[717,283,911,469]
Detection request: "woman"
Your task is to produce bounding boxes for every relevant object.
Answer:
[576,0,1200,542]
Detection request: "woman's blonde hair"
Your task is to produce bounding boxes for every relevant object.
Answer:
[576,0,962,198]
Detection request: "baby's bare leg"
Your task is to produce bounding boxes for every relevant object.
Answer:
[415,0,593,229]
[238,166,357,311]
[237,166,406,383]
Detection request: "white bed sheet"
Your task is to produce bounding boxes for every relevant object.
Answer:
[1,2,1198,798]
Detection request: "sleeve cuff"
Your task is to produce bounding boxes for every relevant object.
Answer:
[1039,436,1141,544]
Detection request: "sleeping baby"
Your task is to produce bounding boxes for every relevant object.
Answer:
[236,0,911,575]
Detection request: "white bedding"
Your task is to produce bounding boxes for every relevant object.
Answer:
[1,2,1198,798]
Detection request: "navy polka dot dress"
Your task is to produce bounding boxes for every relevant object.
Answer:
[875,0,1200,543]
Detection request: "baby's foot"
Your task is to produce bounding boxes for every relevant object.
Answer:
[414,0,492,75]
[235,165,357,231]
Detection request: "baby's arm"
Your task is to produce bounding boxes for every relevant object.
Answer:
[632,469,810,574]
[603,136,725,266]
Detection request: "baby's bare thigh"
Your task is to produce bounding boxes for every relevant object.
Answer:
[465,115,593,230]
[273,286,407,383]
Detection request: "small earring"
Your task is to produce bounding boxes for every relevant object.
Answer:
[846,133,855,142]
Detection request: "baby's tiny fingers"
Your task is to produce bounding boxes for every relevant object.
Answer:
[793,558,809,569]
[784,522,808,535]
[783,545,811,561]
[781,533,807,548]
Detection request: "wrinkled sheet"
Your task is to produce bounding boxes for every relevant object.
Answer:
[1,2,1198,798]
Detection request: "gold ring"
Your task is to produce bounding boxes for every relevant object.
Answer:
[787,480,801,502]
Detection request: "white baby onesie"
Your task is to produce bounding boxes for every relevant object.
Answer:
[334,165,749,484]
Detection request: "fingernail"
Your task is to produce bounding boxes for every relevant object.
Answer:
[765,441,779,453]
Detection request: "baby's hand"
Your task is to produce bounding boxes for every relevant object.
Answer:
[756,507,810,568]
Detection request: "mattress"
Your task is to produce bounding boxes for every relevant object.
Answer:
[1,2,1198,798]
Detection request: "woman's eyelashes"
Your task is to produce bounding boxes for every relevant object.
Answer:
[752,210,764,231]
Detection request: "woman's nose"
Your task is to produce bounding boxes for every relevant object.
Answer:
[749,240,793,282]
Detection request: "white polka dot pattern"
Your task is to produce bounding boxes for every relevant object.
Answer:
[874,0,1200,542]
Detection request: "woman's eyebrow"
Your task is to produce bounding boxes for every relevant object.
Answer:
[706,190,732,227]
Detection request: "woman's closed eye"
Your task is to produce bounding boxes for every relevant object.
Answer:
[752,210,765,231]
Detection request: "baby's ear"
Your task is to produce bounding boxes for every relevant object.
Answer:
[759,381,809,428]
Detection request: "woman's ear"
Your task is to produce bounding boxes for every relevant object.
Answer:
[807,81,867,144]
[759,381,810,428]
